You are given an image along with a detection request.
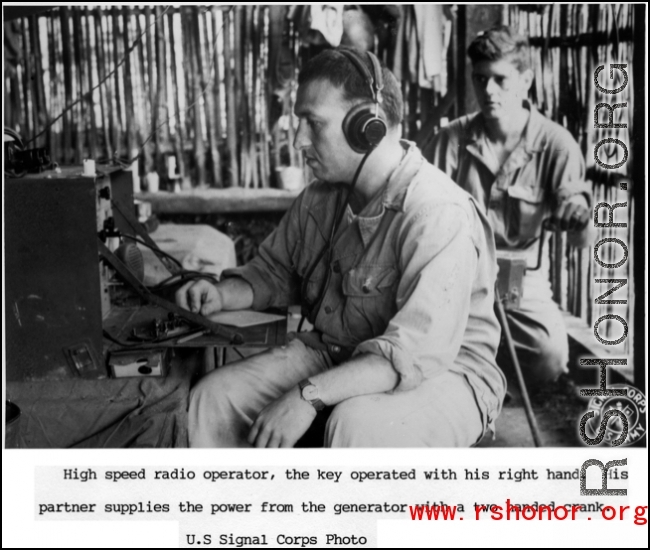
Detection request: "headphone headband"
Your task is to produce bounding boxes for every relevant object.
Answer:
[337,48,383,105]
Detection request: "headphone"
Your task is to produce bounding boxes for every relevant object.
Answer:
[337,48,388,154]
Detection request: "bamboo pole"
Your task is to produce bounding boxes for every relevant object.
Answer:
[47,14,59,162]
[134,9,151,172]
[223,8,239,187]
[21,18,32,144]
[234,6,249,187]
[93,8,113,160]
[257,6,270,187]
[83,8,99,160]
[101,9,119,161]
[30,15,48,149]
[72,8,86,162]
[212,6,223,181]
[246,6,259,188]
[143,6,157,175]
[155,6,171,164]
[26,17,39,146]
[111,7,124,157]
[167,8,189,188]
[289,26,301,168]
[199,7,221,187]
[188,6,204,187]
[186,6,207,187]
[121,6,136,159]
[59,8,73,163]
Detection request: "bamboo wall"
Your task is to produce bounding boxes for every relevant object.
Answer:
[4,5,300,189]
[508,4,637,350]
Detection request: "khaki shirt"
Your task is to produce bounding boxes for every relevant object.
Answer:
[422,101,592,266]
[224,142,506,428]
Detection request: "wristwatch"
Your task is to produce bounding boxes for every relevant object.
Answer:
[299,378,326,411]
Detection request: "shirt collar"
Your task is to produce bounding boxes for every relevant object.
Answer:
[464,99,548,176]
[380,140,425,210]
[466,100,548,150]
[351,140,424,246]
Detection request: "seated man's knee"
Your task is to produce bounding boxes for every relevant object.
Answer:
[190,365,241,405]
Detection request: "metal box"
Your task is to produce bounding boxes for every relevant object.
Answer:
[4,167,133,381]
[496,252,527,311]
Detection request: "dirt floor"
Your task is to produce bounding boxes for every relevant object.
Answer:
[478,384,590,447]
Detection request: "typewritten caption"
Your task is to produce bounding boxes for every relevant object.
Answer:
[34,465,644,547]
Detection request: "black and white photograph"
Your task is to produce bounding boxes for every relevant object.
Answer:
[2,3,647,548]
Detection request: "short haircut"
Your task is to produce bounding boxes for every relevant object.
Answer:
[467,25,532,73]
[297,48,403,128]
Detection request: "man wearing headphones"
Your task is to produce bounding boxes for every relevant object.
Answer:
[177,48,506,448]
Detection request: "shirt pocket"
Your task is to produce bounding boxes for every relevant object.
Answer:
[505,182,546,242]
[341,265,399,340]
[291,239,327,308]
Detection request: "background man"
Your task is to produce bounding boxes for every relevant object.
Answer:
[423,26,592,389]
[177,48,505,448]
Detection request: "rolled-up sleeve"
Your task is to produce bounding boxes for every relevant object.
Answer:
[548,132,594,247]
[354,201,479,392]
[222,193,304,311]
[550,134,591,206]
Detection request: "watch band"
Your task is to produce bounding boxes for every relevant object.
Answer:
[299,378,326,411]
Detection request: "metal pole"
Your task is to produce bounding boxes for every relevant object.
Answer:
[495,288,544,447]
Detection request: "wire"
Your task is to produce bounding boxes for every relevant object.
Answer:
[117,235,220,292]
[121,234,184,269]
[297,147,375,331]
[102,329,143,348]
[150,271,220,292]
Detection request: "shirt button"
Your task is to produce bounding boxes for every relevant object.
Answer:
[330,345,341,353]
[324,305,332,314]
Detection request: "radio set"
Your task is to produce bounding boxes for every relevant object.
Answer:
[5,166,140,380]
[5,165,249,383]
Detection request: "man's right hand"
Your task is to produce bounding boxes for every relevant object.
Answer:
[175,279,223,316]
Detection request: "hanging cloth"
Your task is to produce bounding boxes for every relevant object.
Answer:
[291,5,344,47]
[413,5,445,89]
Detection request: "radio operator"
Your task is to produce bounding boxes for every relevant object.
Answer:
[176,47,506,448]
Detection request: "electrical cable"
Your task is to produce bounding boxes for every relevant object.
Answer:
[150,271,220,292]
[103,329,144,348]
[121,234,184,269]
[297,147,375,332]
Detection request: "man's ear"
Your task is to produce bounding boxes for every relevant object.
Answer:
[520,68,534,93]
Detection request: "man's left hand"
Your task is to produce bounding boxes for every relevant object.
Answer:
[248,387,317,448]
[551,194,590,231]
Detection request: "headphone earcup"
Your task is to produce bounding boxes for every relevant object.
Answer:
[342,102,387,154]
